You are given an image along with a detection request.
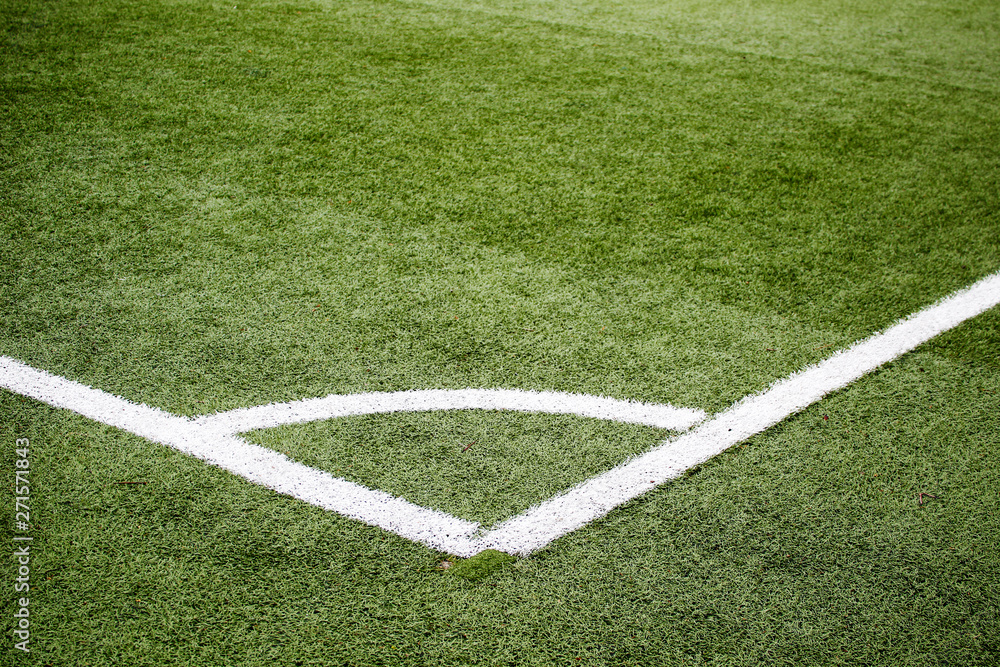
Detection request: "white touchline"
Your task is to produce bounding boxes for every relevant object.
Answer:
[1,269,998,557]
[0,364,700,554]
[0,358,482,548]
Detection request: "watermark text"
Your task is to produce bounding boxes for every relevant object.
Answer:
[13,438,31,653]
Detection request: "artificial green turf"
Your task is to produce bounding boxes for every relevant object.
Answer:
[2,0,999,664]
[931,306,1000,370]
[446,549,516,580]
[247,411,671,526]
[4,349,999,665]
[421,0,1000,93]
[2,0,998,414]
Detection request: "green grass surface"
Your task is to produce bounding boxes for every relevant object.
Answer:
[422,0,1000,93]
[2,0,999,664]
[4,352,999,665]
[248,412,670,525]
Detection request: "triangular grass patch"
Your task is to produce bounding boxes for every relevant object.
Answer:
[244,410,671,526]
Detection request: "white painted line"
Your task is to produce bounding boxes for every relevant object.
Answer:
[194,388,707,435]
[1,269,998,558]
[0,357,481,553]
[476,270,1000,555]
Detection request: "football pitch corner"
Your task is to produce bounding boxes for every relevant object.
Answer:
[2,269,998,558]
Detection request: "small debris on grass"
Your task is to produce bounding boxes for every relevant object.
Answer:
[918,492,938,505]
[444,549,517,581]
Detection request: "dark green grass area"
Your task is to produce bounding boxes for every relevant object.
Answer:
[1,0,998,417]
[247,411,670,525]
[931,306,1000,370]
[4,350,998,666]
[444,549,516,580]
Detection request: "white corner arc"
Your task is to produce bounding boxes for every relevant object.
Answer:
[193,388,708,435]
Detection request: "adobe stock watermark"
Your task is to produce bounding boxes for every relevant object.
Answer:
[12,438,31,653]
